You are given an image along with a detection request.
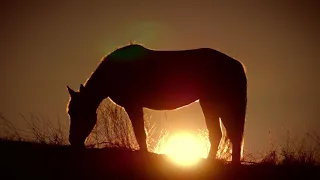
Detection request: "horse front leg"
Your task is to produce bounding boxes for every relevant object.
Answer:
[126,107,148,152]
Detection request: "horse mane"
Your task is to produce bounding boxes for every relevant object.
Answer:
[83,42,146,88]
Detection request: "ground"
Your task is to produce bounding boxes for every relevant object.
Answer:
[0,139,319,180]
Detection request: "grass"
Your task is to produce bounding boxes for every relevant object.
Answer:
[1,100,320,179]
[0,138,319,180]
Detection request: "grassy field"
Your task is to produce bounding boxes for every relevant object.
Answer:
[0,139,319,180]
[1,108,320,180]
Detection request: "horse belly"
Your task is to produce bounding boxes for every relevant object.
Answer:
[142,94,198,110]
[141,82,201,110]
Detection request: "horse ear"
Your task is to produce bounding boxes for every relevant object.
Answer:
[79,84,85,92]
[67,86,76,97]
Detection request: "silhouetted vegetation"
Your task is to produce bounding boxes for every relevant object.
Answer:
[0,104,319,179]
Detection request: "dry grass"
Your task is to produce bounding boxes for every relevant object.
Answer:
[0,113,67,145]
[1,100,319,166]
[258,131,320,166]
[1,107,320,180]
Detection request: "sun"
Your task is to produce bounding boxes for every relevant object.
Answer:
[160,132,208,166]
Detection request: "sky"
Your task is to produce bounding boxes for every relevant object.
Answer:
[0,0,319,155]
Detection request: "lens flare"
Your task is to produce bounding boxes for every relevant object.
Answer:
[160,132,208,166]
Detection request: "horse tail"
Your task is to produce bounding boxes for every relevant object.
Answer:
[220,58,247,160]
[233,59,247,159]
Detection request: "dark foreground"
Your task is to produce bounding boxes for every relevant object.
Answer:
[0,140,319,180]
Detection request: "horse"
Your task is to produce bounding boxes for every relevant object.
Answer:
[66,44,247,164]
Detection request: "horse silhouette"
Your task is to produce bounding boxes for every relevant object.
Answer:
[66,44,247,164]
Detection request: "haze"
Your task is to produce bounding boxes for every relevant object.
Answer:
[0,0,319,155]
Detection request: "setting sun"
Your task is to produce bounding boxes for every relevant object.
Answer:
[160,132,209,166]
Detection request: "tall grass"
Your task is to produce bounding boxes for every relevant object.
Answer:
[259,131,320,166]
[1,99,319,165]
[0,113,67,145]
[89,98,233,160]
[86,98,169,152]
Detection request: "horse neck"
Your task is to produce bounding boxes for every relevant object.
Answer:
[83,74,107,111]
[84,90,105,112]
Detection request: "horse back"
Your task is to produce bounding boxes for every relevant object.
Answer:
[98,45,246,109]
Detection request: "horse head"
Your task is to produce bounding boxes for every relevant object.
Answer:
[66,84,97,147]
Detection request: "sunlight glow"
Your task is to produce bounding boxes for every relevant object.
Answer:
[160,132,208,166]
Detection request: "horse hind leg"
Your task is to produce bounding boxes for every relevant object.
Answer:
[199,100,222,160]
[221,103,245,165]
[125,107,148,152]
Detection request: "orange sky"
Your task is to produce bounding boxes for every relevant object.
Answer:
[0,0,319,155]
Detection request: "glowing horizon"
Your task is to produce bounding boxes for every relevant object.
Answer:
[157,132,209,166]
